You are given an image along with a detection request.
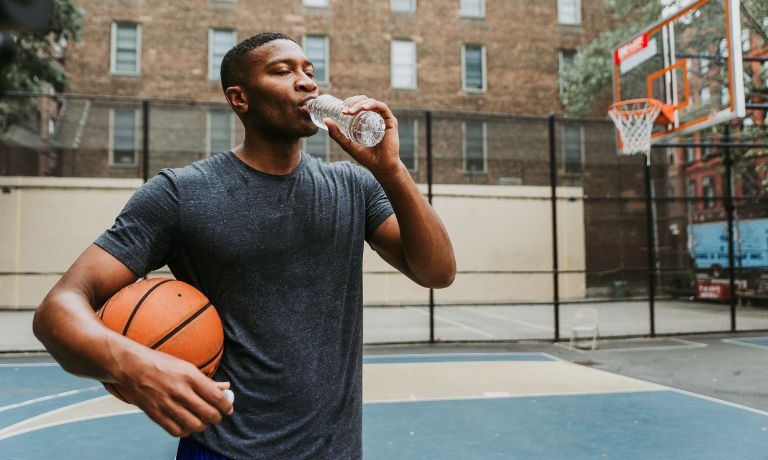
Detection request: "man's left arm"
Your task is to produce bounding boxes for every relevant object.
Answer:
[324,96,456,288]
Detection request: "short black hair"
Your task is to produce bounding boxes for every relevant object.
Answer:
[220,32,295,92]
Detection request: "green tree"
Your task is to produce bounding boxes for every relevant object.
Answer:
[0,0,84,135]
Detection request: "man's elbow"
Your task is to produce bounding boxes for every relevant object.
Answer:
[421,266,456,289]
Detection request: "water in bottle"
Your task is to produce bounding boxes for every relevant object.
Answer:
[307,94,386,147]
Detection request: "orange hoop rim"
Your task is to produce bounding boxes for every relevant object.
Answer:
[608,98,663,117]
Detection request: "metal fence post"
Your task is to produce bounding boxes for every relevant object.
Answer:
[142,99,150,182]
[723,124,737,331]
[426,110,435,343]
[644,155,656,337]
[548,114,560,341]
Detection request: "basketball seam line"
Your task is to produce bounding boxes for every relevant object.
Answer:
[150,302,212,350]
[121,279,174,336]
[198,343,224,371]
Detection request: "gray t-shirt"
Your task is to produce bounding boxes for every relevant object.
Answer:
[95,151,393,459]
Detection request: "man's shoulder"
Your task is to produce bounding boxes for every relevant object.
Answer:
[306,154,370,181]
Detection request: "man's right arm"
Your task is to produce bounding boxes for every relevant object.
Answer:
[33,244,233,437]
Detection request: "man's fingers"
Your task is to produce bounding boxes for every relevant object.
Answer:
[166,400,208,434]
[177,390,225,425]
[192,378,233,417]
[343,95,368,108]
[325,118,358,154]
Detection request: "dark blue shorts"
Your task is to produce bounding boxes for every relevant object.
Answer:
[176,437,230,460]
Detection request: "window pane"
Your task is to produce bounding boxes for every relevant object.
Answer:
[114,24,138,73]
[210,30,235,79]
[112,109,136,165]
[391,40,416,88]
[464,46,483,90]
[305,131,327,160]
[460,0,483,17]
[563,125,582,174]
[399,118,416,171]
[209,111,231,153]
[391,0,415,12]
[303,0,328,7]
[465,122,484,172]
[558,0,580,24]
[305,36,327,82]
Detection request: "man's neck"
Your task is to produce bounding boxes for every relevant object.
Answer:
[232,132,303,175]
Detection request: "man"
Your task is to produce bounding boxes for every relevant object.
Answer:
[33,32,455,459]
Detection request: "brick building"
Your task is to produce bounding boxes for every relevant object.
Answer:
[38,0,614,181]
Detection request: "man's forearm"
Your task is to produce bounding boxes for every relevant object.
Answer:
[33,290,139,382]
[374,162,456,287]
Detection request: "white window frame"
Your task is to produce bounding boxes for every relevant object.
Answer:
[391,0,416,13]
[209,29,236,81]
[462,44,487,93]
[391,39,417,90]
[110,22,141,76]
[561,125,584,175]
[303,131,330,161]
[460,0,485,18]
[108,108,139,167]
[399,118,419,173]
[462,121,487,174]
[303,34,330,85]
[303,0,329,7]
[206,110,235,154]
[557,0,581,25]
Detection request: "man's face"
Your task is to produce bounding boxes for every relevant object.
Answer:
[240,39,319,140]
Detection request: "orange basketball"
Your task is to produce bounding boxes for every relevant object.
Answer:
[96,278,224,404]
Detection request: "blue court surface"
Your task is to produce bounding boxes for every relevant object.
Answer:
[1,353,767,459]
[723,337,768,350]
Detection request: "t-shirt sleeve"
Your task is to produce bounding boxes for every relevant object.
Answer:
[94,169,180,277]
[357,166,394,239]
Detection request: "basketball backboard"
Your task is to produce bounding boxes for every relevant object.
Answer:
[612,0,745,144]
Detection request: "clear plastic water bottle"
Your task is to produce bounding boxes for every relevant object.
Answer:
[307,94,386,147]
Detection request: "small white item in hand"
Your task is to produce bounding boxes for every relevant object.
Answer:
[223,389,235,403]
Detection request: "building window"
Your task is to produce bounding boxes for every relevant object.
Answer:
[702,175,715,209]
[304,130,328,160]
[462,45,486,92]
[700,86,710,102]
[391,40,417,89]
[684,147,695,163]
[391,0,416,12]
[460,0,484,18]
[110,23,141,76]
[742,28,751,52]
[463,121,486,173]
[303,0,329,7]
[399,118,418,172]
[209,29,236,81]
[304,35,329,84]
[686,179,697,212]
[110,109,137,166]
[562,125,583,174]
[557,0,581,25]
[558,49,576,95]
[208,110,233,154]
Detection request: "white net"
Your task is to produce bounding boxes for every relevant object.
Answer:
[608,99,662,156]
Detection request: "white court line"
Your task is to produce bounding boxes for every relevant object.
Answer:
[667,387,768,417]
[722,337,768,351]
[0,385,102,413]
[458,306,553,333]
[0,396,142,441]
[406,306,496,339]
[365,387,663,405]
[554,338,707,354]
[364,352,552,359]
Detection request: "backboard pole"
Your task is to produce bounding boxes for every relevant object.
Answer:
[723,124,737,331]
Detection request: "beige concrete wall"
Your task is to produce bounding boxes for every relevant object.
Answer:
[0,178,584,309]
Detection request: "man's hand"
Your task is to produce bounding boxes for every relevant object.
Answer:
[113,345,234,437]
[324,95,403,177]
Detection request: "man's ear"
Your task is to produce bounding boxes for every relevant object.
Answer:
[225,86,248,115]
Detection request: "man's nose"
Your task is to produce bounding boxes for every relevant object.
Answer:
[297,71,317,93]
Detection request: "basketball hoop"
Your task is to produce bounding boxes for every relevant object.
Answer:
[608,98,663,156]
